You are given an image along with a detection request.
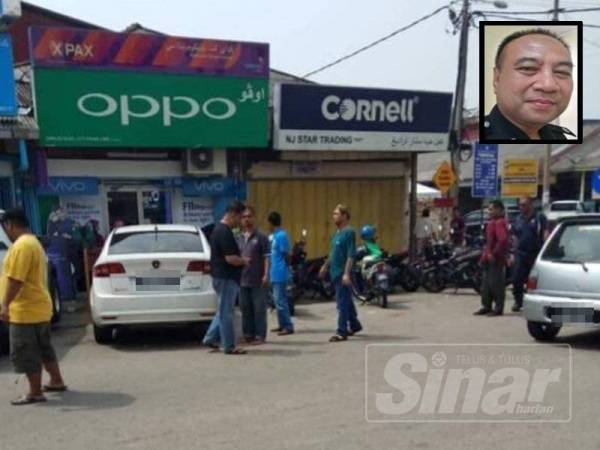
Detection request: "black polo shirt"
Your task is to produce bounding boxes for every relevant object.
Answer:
[483,105,575,141]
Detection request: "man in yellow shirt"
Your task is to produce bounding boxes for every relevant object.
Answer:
[0,209,67,405]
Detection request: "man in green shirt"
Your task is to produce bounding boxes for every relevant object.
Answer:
[320,204,362,342]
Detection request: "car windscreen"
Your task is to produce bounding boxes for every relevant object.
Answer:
[109,231,204,255]
[550,203,577,211]
[542,223,600,262]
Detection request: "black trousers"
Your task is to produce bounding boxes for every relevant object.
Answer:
[512,255,535,307]
[481,261,506,312]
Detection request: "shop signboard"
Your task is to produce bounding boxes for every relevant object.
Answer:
[0,33,17,117]
[33,68,269,147]
[501,159,539,198]
[274,83,452,152]
[29,27,270,148]
[182,177,236,197]
[181,198,214,228]
[37,177,99,196]
[61,196,103,227]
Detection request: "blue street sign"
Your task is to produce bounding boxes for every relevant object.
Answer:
[0,33,17,117]
[472,143,499,198]
[592,168,600,196]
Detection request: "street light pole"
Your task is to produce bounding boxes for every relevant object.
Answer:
[543,0,561,208]
[449,0,470,207]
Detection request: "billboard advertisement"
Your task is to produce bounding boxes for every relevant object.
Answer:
[30,27,270,148]
[33,68,268,147]
[274,83,452,152]
[29,26,269,78]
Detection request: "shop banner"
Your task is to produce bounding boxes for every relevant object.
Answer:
[29,26,269,78]
[274,83,452,152]
[37,177,99,196]
[182,177,236,197]
[33,68,269,147]
[0,33,17,117]
[60,196,103,227]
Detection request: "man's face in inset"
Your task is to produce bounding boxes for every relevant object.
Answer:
[493,33,573,133]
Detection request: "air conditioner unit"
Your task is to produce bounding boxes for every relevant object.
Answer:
[183,148,228,176]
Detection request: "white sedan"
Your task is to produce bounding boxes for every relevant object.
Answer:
[91,224,217,344]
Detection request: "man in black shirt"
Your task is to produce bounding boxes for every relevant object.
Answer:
[202,201,249,355]
[483,29,576,142]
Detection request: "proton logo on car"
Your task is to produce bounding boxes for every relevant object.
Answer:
[321,95,417,123]
[77,94,237,127]
[152,260,161,269]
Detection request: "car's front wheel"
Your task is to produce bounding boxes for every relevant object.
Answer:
[527,321,561,342]
[93,324,115,344]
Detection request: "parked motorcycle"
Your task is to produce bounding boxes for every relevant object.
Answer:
[420,244,483,294]
[385,251,421,293]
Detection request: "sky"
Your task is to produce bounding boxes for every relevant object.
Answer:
[25,0,600,119]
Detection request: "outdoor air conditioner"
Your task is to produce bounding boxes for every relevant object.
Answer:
[183,148,227,176]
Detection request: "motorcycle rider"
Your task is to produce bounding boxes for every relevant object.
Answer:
[359,225,383,261]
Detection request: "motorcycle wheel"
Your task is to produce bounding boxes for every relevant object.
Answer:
[400,267,421,293]
[422,269,446,293]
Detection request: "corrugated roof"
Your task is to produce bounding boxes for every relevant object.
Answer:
[0,65,38,140]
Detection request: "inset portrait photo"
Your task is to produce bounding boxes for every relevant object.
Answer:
[479,21,583,144]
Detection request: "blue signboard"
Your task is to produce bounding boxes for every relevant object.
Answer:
[182,177,236,197]
[0,33,17,117]
[37,177,99,196]
[274,83,452,152]
[592,168,600,197]
[472,143,498,198]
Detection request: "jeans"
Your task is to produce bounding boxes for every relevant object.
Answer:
[334,279,362,337]
[512,255,535,307]
[272,282,293,332]
[47,252,75,301]
[240,286,268,340]
[203,278,240,352]
[481,261,506,312]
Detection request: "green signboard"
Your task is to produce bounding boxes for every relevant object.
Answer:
[33,68,269,148]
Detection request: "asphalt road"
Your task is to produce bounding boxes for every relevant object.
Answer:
[1,290,600,450]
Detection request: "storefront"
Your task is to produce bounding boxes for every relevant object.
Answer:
[253,83,452,257]
[26,26,269,234]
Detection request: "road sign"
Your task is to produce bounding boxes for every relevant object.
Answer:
[592,168,600,200]
[501,159,539,198]
[472,143,498,198]
[433,161,457,194]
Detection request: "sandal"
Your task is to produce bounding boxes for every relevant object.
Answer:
[329,335,348,342]
[225,347,247,355]
[11,394,47,406]
[43,384,68,392]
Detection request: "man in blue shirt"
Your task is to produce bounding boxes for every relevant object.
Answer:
[510,197,547,312]
[320,204,362,342]
[268,211,294,335]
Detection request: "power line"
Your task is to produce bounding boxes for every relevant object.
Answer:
[476,6,600,14]
[302,5,449,78]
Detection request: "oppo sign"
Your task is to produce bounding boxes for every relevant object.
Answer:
[77,94,237,126]
[321,95,416,124]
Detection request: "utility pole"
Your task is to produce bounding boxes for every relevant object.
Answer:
[542,0,560,208]
[449,0,470,207]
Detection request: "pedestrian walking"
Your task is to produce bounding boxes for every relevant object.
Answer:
[202,201,249,355]
[450,207,465,247]
[237,206,270,345]
[474,200,510,316]
[0,209,67,405]
[267,212,294,336]
[319,204,362,342]
[510,197,547,312]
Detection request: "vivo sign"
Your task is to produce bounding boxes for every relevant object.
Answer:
[321,95,416,124]
[78,94,237,126]
[182,177,236,197]
[37,177,99,196]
